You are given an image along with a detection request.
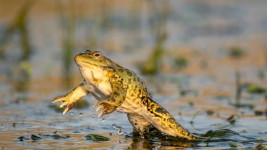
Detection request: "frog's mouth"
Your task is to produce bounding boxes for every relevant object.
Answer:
[75,53,106,67]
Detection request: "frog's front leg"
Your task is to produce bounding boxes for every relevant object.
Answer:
[93,83,126,118]
[52,82,89,115]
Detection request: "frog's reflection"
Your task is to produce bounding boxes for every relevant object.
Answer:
[128,129,195,150]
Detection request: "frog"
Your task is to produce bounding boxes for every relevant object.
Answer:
[52,50,199,140]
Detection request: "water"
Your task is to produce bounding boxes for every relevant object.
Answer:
[0,0,267,149]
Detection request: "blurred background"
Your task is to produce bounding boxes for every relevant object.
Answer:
[0,0,267,149]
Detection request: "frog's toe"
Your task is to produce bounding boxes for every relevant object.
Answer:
[60,101,69,108]
[93,101,116,118]
[93,101,107,107]
[52,96,66,103]
[96,105,104,112]
[63,102,75,115]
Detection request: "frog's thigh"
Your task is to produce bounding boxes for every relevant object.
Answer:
[127,114,151,133]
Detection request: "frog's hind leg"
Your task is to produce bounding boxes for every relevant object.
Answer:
[127,114,152,137]
[141,97,200,140]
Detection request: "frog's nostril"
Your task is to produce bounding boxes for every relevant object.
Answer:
[85,50,92,53]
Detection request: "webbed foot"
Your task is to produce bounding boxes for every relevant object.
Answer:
[93,100,116,118]
[52,95,75,115]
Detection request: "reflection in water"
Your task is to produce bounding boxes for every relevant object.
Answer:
[129,134,193,149]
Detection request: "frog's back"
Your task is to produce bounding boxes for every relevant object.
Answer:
[115,65,199,140]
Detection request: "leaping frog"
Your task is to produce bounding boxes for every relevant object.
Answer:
[52,50,199,140]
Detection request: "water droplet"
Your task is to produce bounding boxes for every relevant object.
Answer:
[79,113,83,116]
[101,118,105,123]
[70,112,74,115]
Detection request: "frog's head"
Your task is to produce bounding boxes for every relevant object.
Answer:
[75,50,113,67]
[75,50,115,80]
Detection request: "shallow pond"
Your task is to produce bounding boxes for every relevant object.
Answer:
[0,0,267,149]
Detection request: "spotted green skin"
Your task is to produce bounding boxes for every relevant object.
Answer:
[52,50,199,140]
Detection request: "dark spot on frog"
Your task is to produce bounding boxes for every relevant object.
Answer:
[155,107,166,114]
[114,91,120,96]
[150,104,155,110]
[127,72,132,76]
[167,118,176,124]
[128,79,132,84]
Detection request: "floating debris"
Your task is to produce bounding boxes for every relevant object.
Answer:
[254,110,264,116]
[247,85,266,94]
[204,129,238,137]
[51,134,70,140]
[17,136,29,141]
[229,142,238,147]
[229,47,245,59]
[226,115,236,125]
[180,89,198,97]
[206,110,214,116]
[174,57,188,69]
[231,103,254,110]
[85,134,110,142]
[31,134,41,141]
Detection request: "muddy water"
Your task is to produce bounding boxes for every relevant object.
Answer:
[0,0,267,149]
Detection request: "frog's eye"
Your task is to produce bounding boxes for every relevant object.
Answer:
[94,52,102,57]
